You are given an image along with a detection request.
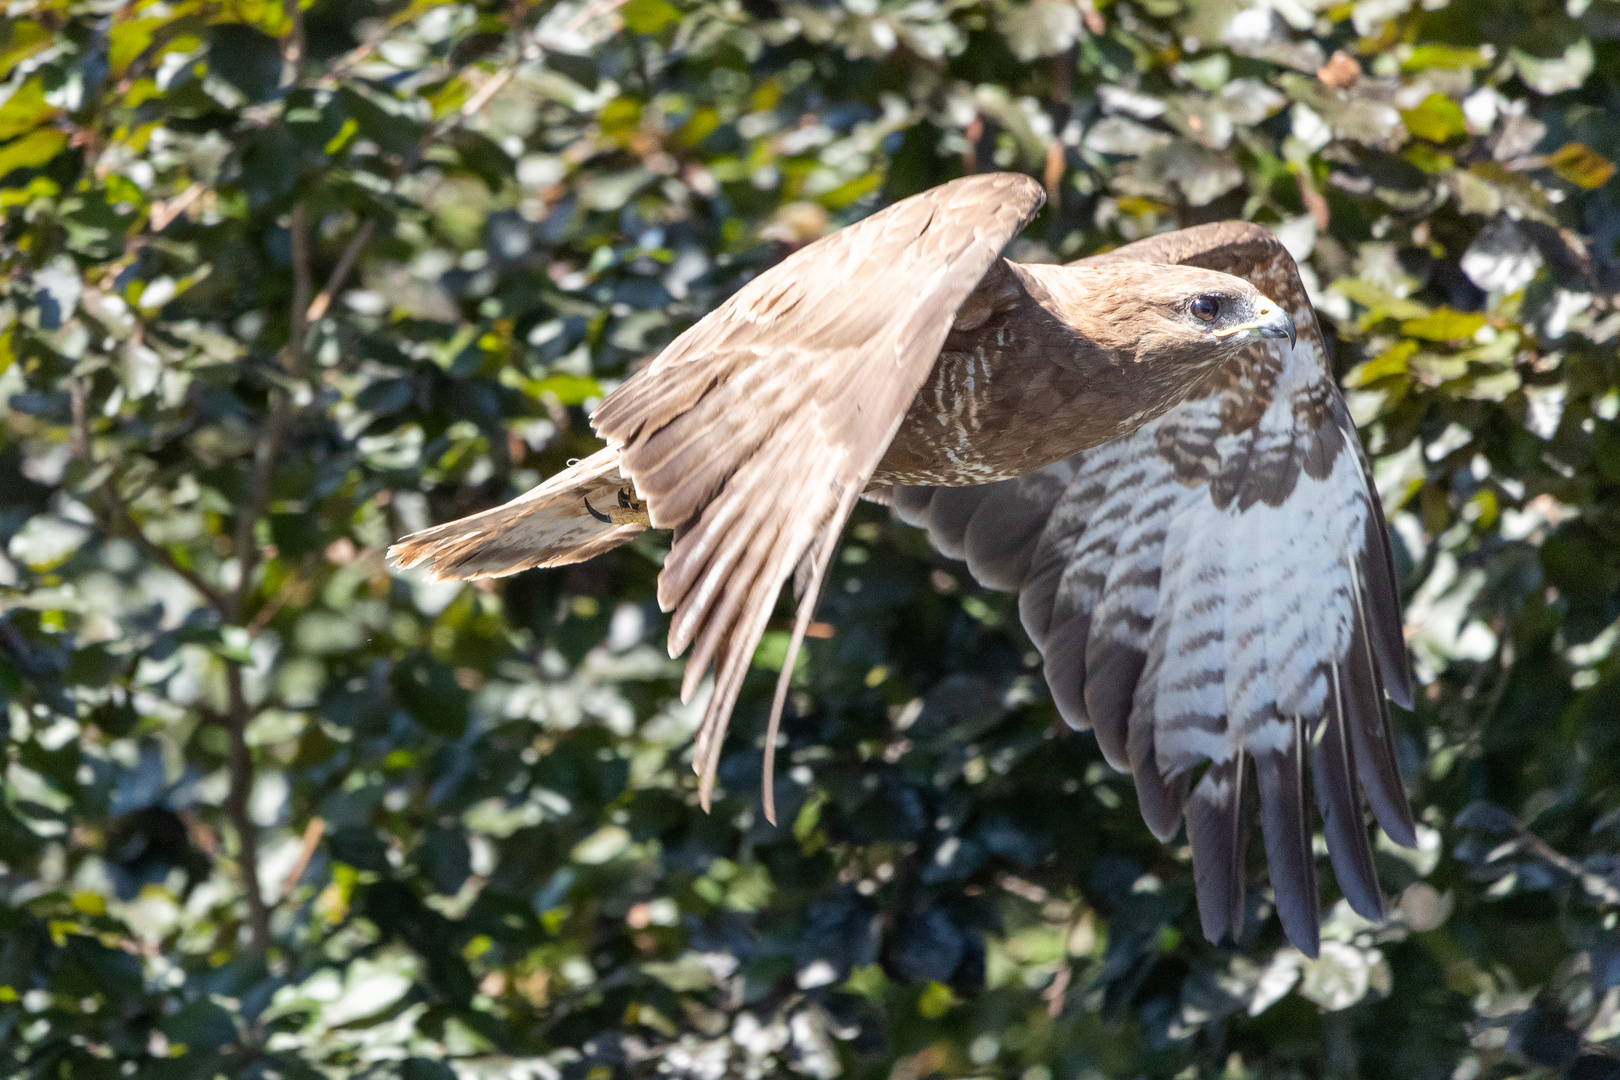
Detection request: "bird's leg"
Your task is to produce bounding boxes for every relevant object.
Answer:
[614,485,651,525]
[583,485,651,526]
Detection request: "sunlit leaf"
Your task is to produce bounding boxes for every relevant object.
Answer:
[0,79,57,141]
[1400,93,1467,142]
[1546,143,1616,189]
[1401,308,1487,341]
[1,130,68,187]
[622,0,681,34]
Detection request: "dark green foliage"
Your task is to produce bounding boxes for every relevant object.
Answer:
[2,0,1619,1075]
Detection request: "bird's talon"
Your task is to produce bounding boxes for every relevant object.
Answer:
[585,488,651,527]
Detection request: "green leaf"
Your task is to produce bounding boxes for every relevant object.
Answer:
[416,827,472,894]
[269,513,325,559]
[1401,94,1467,142]
[917,981,957,1018]
[1330,279,1430,321]
[108,17,164,77]
[401,1060,458,1080]
[448,129,513,192]
[818,172,882,209]
[391,653,470,738]
[328,826,392,871]
[1400,309,1487,341]
[207,24,284,104]
[1547,143,1616,189]
[1345,340,1417,386]
[1401,44,1490,70]
[0,128,68,183]
[0,20,50,80]
[622,0,681,33]
[531,373,601,405]
[340,86,425,156]
[161,999,238,1050]
[0,79,57,141]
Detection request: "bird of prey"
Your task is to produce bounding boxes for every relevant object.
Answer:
[389,172,1416,956]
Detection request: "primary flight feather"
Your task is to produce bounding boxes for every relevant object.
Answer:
[389,173,1414,956]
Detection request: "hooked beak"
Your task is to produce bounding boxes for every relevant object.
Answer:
[1212,298,1296,349]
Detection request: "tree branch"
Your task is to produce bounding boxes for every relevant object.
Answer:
[281,0,305,71]
[304,218,376,324]
[286,201,312,379]
[71,375,229,611]
[278,817,326,899]
[233,202,310,623]
[1512,816,1620,906]
[109,503,228,611]
[222,191,314,957]
[460,65,515,119]
[224,665,271,955]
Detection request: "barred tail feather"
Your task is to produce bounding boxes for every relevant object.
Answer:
[386,447,645,581]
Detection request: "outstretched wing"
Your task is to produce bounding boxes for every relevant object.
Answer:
[886,222,1416,956]
[591,173,1046,816]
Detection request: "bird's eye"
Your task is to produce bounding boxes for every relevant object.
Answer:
[1191,296,1220,323]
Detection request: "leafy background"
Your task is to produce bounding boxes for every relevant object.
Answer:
[1,0,1618,1074]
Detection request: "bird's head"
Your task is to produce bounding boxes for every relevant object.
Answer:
[1017,261,1297,376]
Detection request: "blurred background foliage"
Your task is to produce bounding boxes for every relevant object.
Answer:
[1,0,1619,1073]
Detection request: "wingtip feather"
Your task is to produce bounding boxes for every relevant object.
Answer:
[1256,727,1321,957]
[1186,757,1249,946]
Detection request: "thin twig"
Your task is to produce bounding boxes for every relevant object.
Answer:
[150,184,204,231]
[460,65,516,118]
[232,202,308,622]
[221,0,310,936]
[279,817,326,898]
[220,200,311,954]
[69,376,90,461]
[286,201,312,379]
[1513,817,1620,906]
[281,0,305,69]
[232,414,284,620]
[564,0,631,33]
[304,219,376,324]
[1044,963,1071,1018]
[110,503,228,610]
[72,375,229,610]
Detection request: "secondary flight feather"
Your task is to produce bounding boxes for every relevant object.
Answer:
[389,173,1414,955]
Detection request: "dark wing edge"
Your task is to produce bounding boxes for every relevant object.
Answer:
[884,222,1416,957]
[591,173,1046,819]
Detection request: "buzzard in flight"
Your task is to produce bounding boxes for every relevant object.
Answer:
[390,173,1416,956]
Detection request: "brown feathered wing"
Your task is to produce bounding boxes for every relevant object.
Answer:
[885,222,1417,956]
[590,173,1046,818]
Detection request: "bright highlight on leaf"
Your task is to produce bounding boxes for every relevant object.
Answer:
[0,128,67,179]
[1400,94,1468,142]
[1401,309,1487,341]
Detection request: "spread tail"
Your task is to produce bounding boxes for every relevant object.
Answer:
[387,447,647,581]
